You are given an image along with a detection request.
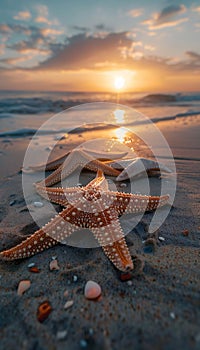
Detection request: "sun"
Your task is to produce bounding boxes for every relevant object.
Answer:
[114,76,125,90]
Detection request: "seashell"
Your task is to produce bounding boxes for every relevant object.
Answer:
[158,236,165,241]
[64,300,74,309]
[17,280,31,296]
[37,301,52,322]
[49,259,60,271]
[84,280,101,300]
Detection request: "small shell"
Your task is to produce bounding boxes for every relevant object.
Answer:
[17,280,31,296]
[64,300,74,309]
[158,236,165,242]
[84,280,101,300]
[49,259,60,271]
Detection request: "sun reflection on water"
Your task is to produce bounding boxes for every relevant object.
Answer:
[115,127,127,143]
[113,109,125,124]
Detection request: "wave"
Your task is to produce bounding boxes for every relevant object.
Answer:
[0,91,200,115]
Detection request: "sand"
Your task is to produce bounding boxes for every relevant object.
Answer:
[0,115,200,350]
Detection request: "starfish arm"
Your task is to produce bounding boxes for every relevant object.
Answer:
[115,158,172,181]
[35,183,83,206]
[39,150,120,187]
[0,206,78,260]
[29,152,70,172]
[91,217,133,272]
[111,192,170,215]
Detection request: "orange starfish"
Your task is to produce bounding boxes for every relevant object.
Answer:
[0,170,169,272]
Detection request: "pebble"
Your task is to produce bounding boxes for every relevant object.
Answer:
[33,201,44,208]
[182,229,189,236]
[84,280,101,300]
[45,146,53,151]
[28,262,35,268]
[9,200,16,206]
[37,301,52,322]
[158,236,165,242]
[29,266,40,273]
[17,280,31,296]
[80,339,88,348]
[51,256,57,260]
[49,259,60,271]
[73,275,78,282]
[64,300,74,309]
[63,290,69,298]
[127,280,133,286]
[170,312,176,319]
[56,330,68,340]
[77,183,82,187]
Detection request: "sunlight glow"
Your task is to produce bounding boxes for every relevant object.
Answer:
[114,76,125,90]
[114,109,125,124]
[115,127,127,143]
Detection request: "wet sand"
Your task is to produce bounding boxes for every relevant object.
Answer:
[0,116,200,350]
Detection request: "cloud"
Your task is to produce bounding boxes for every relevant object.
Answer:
[192,6,200,13]
[34,4,58,25]
[185,51,200,61]
[38,32,132,70]
[14,11,31,21]
[142,4,187,29]
[128,8,143,18]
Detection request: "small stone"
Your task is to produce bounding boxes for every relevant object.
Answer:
[56,330,67,340]
[63,290,69,298]
[28,262,35,268]
[33,201,44,208]
[77,183,82,187]
[64,300,74,309]
[127,280,133,286]
[170,312,176,319]
[120,272,132,281]
[37,301,52,322]
[182,229,189,236]
[158,236,165,242]
[49,259,60,271]
[73,275,78,282]
[45,146,53,151]
[84,280,101,300]
[51,256,57,260]
[9,200,16,206]
[17,280,31,296]
[80,339,87,348]
[29,266,40,273]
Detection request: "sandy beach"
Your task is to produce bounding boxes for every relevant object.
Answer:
[0,97,199,350]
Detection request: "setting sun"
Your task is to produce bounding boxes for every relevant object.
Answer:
[114,76,125,90]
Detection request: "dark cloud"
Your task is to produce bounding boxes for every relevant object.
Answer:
[37,32,131,70]
[185,51,200,61]
[156,5,186,24]
[142,4,187,29]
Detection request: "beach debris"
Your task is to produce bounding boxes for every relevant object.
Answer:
[84,280,102,300]
[182,229,189,236]
[158,236,165,242]
[80,339,88,348]
[33,201,44,208]
[37,301,52,322]
[170,312,176,319]
[49,259,60,271]
[63,290,69,298]
[56,330,68,340]
[17,280,31,296]
[73,275,78,282]
[64,300,74,310]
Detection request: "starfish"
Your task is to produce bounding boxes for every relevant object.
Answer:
[25,148,128,187]
[0,170,169,272]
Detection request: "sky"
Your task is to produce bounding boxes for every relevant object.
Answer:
[0,0,200,92]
